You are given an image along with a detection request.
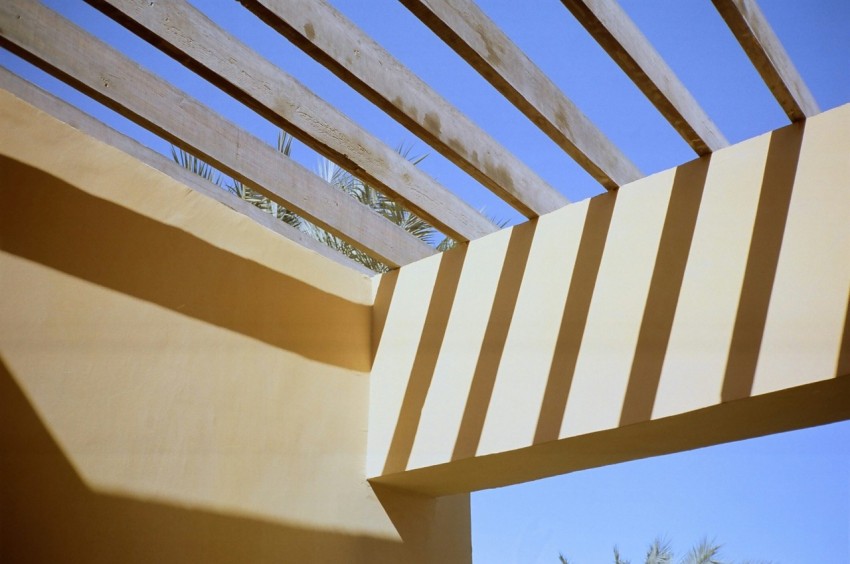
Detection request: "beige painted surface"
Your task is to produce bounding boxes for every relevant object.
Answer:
[369,104,850,494]
[0,91,470,563]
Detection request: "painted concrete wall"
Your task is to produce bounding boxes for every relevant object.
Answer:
[0,91,470,563]
[3,84,848,562]
[369,104,850,495]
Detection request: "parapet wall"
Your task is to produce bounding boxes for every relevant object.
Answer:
[0,89,471,563]
[369,104,850,495]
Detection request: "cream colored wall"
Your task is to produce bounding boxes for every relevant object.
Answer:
[0,91,470,563]
[369,104,850,495]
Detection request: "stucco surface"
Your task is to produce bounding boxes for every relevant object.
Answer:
[369,104,850,494]
[0,90,470,563]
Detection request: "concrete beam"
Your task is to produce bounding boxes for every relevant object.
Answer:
[712,0,819,121]
[0,0,435,267]
[368,104,850,495]
[238,0,569,217]
[560,0,728,155]
[88,0,500,241]
[400,0,641,190]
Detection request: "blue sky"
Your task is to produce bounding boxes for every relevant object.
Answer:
[2,1,849,562]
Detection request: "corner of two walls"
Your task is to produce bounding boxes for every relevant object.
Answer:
[0,90,468,563]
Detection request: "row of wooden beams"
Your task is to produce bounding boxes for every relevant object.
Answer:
[0,69,374,275]
[712,0,819,122]
[0,0,435,268]
[399,0,641,191]
[238,0,569,216]
[560,0,729,155]
[86,0,497,243]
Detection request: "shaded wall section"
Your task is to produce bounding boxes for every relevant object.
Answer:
[0,90,470,563]
[369,104,850,495]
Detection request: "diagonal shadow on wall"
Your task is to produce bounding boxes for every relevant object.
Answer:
[0,156,370,372]
[721,122,805,402]
[619,156,711,426]
[534,191,617,444]
[372,268,400,364]
[836,291,850,378]
[383,244,469,475]
[0,358,426,564]
[451,220,537,461]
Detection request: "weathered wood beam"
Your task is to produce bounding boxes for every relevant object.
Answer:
[0,69,374,275]
[238,0,569,216]
[712,0,819,122]
[86,0,497,242]
[560,0,728,155]
[399,0,640,191]
[0,0,434,267]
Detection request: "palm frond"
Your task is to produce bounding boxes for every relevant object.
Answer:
[645,537,673,564]
[170,145,222,186]
[679,538,723,564]
[614,545,631,564]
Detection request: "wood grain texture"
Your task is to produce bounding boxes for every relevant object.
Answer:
[712,0,819,121]
[0,0,435,267]
[238,0,569,215]
[560,0,729,155]
[400,0,641,191]
[87,0,498,241]
[0,69,375,275]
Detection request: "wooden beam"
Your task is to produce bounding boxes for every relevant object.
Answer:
[712,0,819,121]
[0,0,434,268]
[237,0,568,216]
[399,0,640,191]
[560,0,729,155]
[86,0,498,241]
[0,69,375,276]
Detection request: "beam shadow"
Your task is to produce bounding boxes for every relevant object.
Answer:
[534,192,617,444]
[0,358,422,563]
[619,156,711,426]
[0,156,370,371]
[721,122,805,401]
[837,291,850,378]
[383,244,469,475]
[452,220,537,460]
[372,269,399,364]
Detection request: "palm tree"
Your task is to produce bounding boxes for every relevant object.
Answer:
[171,133,449,272]
[558,537,769,564]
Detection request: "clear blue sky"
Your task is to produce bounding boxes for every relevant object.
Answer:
[2,1,848,562]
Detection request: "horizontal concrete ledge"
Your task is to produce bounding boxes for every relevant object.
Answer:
[370,374,850,496]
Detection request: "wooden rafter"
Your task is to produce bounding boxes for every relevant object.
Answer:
[237,0,569,216]
[712,0,819,122]
[560,0,729,155]
[86,0,498,243]
[400,0,641,191]
[0,0,435,268]
[0,68,374,275]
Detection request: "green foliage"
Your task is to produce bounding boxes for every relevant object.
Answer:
[558,537,772,564]
[170,133,467,273]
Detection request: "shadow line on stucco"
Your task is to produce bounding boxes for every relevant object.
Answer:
[837,290,850,378]
[0,358,413,564]
[371,483,471,562]
[383,244,469,475]
[619,156,711,426]
[721,122,805,402]
[534,192,617,444]
[451,220,537,461]
[0,156,370,371]
[372,268,399,364]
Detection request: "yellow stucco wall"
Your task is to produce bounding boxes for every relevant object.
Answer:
[0,90,470,563]
[369,104,850,495]
[3,83,849,562]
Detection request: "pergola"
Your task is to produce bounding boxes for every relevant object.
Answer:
[1,1,848,562]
